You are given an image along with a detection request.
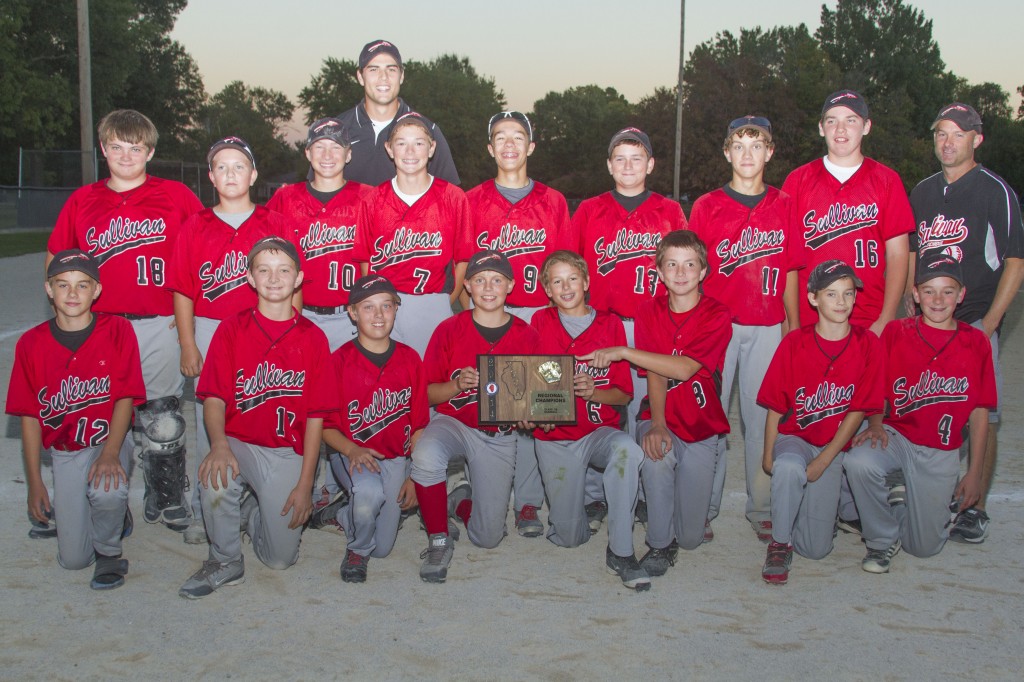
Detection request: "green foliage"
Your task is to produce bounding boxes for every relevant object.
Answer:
[297,57,363,124]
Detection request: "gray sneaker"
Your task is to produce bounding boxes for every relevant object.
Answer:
[639,540,678,577]
[949,508,989,544]
[90,553,129,591]
[179,558,245,599]
[182,518,209,545]
[885,470,907,506]
[585,501,608,535]
[419,533,455,583]
[606,546,651,591]
[862,540,901,574]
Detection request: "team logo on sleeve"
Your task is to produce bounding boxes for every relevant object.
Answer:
[477,223,547,259]
[301,222,356,260]
[348,387,413,441]
[802,203,878,249]
[715,227,786,275]
[891,371,968,417]
[448,369,478,410]
[794,381,855,427]
[234,363,306,412]
[37,375,112,428]
[916,214,968,252]
[593,229,662,275]
[200,251,250,302]
[86,218,167,264]
[575,361,610,388]
[370,228,443,268]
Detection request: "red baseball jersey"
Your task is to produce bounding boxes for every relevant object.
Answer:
[690,186,803,326]
[353,179,474,294]
[881,318,997,450]
[324,341,429,458]
[47,176,203,316]
[197,308,337,455]
[782,158,914,328]
[266,181,371,308]
[572,192,687,319]
[7,315,146,450]
[424,310,541,432]
[635,294,732,442]
[530,307,632,441]
[165,206,299,320]
[466,180,577,307]
[758,325,884,447]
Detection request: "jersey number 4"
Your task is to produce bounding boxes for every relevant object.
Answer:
[937,414,953,446]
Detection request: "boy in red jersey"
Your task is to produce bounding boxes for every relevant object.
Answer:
[412,250,541,583]
[758,261,883,585]
[582,230,732,578]
[845,252,996,572]
[167,136,300,544]
[782,90,913,336]
[47,110,202,535]
[353,112,474,358]
[322,275,428,583]
[466,111,576,538]
[572,127,687,438]
[531,251,648,590]
[7,251,145,589]
[267,118,371,351]
[178,238,336,599]
[690,115,803,543]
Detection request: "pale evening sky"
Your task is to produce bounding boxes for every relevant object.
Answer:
[171,0,1022,139]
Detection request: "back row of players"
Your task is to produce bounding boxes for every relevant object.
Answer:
[11,39,1021,594]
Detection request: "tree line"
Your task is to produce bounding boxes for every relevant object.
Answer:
[3,0,1023,200]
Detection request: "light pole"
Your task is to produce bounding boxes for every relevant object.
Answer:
[672,0,685,202]
[78,0,95,184]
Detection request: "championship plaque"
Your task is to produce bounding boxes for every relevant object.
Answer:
[477,355,576,425]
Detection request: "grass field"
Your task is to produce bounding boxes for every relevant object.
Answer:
[0,231,49,258]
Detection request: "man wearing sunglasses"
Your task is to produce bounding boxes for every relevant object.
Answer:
[690,116,803,545]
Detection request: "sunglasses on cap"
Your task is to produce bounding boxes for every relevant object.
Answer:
[487,111,533,141]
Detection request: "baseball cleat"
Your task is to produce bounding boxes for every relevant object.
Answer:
[179,558,245,599]
[762,541,793,585]
[861,540,901,574]
[585,501,608,535]
[90,553,129,591]
[419,533,454,583]
[341,549,369,583]
[703,520,715,543]
[885,470,907,506]
[948,508,989,544]
[753,520,773,543]
[836,517,862,536]
[182,518,209,545]
[515,505,544,538]
[308,487,349,530]
[606,546,651,592]
[639,540,678,577]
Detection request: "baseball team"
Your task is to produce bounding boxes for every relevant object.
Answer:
[8,39,1022,596]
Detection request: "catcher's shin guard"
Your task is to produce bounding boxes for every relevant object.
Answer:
[137,397,191,531]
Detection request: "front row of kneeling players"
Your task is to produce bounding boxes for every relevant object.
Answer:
[10,238,992,594]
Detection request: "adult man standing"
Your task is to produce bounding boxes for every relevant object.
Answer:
[332,39,459,187]
[909,102,1024,544]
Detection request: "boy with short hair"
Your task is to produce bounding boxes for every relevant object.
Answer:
[412,250,541,583]
[845,252,996,572]
[353,112,474,358]
[690,115,803,543]
[466,110,576,538]
[758,260,883,585]
[7,251,145,590]
[178,238,337,599]
[47,109,203,535]
[782,90,914,337]
[167,136,299,544]
[531,251,648,591]
[322,275,428,583]
[582,230,732,578]
[572,127,688,438]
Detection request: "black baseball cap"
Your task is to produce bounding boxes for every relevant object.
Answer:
[207,136,256,170]
[915,250,964,286]
[349,274,400,306]
[931,102,983,133]
[306,117,350,148]
[248,236,300,269]
[465,249,514,280]
[488,111,533,142]
[807,259,864,292]
[727,115,773,142]
[390,111,436,141]
[358,39,402,70]
[821,89,869,120]
[608,127,653,157]
[47,249,100,282]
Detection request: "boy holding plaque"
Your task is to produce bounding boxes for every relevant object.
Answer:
[531,251,649,591]
[411,250,541,583]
